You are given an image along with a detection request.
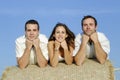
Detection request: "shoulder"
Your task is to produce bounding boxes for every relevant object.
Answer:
[48,41,54,45]
[97,32,109,41]
[97,32,105,36]
[15,35,26,44]
[75,33,82,41]
[38,34,48,43]
[97,32,107,38]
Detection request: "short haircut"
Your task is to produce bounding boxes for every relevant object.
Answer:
[81,15,97,27]
[25,19,39,31]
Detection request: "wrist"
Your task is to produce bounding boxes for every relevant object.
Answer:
[54,48,59,51]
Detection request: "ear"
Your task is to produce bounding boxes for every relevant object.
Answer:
[95,26,97,31]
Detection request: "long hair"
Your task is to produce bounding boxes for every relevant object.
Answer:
[49,22,75,50]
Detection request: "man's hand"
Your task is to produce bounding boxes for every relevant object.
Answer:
[33,38,40,49]
[26,39,33,50]
[82,34,89,45]
[90,32,98,43]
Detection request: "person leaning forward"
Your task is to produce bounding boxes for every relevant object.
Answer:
[73,15,110,65]
[15,19,48,69]
[48,23,75,67]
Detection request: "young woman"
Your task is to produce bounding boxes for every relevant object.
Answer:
[48,23,75,67]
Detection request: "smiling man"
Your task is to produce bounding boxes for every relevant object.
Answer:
[73,15,110,65]
[15,19,48,69]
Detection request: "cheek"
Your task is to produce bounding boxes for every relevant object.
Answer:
[25,32,29,36]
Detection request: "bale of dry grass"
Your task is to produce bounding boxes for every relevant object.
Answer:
[1,59,114,80]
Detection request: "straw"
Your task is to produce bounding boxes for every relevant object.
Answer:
[1,59,114,80]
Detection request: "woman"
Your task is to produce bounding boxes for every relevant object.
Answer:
[48,23,75,67]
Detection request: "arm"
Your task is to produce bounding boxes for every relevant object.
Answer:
[48,41,59,67]
[74,34,89,66]
[17,39,32,69]
[61,41,73,65]
[90,32,107,64]
[33,38,48,67]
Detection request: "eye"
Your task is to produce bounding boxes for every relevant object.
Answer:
[33,29,37,31]
[89,23,94,26]
[62,31,65,34]
[27,29,31,32]
[83,24,87,27]
[56,31,60,34]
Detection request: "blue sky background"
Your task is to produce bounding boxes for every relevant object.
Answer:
[0,0,120,79]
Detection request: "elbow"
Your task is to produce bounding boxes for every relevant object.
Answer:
[50,63,57,67]
[74,57,81,66]
[50,62,58,67]
[66,59,73,65]
[66,62,72,65]
[98,58,106,64]
[51,64,57,67]
[18,63,26,69]
[39,61,48,68]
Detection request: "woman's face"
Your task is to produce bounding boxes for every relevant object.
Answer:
[54,26,68,43]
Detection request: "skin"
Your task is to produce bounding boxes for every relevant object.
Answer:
[74,18,107,66]
[17,24,47,69]
[48,26,73,67]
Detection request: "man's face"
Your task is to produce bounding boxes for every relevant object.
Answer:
[25,24,39,41]
[82,18,97,36]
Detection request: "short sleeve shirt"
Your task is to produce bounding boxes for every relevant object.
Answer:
[15,34,48,64]
[73,32,110,59]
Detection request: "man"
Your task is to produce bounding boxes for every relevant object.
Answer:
[73,15,110,65]
[15,19,48,69]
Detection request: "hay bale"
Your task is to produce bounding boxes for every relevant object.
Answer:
[1,59,114,80]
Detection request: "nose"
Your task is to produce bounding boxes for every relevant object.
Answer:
[30,31,34,35]
[86,25,90,29]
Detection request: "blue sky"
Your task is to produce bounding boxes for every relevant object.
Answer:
[0,0,120,79]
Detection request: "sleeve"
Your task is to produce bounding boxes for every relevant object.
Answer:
[40,35,49,60]
[98,32,110,56]
[73,34,82,56]
[15,39,24,58]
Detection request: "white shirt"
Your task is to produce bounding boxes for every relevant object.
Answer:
[59,55,64,61]
[15,34,48,64]
[73,32,110,59]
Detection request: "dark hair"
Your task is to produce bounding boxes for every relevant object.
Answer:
[25,19,40,31]
[49,22,75,49]
[81,15,97,27]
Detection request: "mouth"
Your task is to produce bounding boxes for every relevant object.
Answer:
[56,37,64,42]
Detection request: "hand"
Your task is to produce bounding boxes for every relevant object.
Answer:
[90,32,98,43]
[54,40,60,51]
[82,34,89,44]
[60,40,68,50]
[26,39,33,50]
[33,38,40,49]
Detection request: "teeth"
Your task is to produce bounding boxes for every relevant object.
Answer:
[58,37,63,39]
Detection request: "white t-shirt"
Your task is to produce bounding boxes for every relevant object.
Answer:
[15,34,48,64]
[73,32,110,59]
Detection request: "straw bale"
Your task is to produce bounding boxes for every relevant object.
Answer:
[1,59,114,80]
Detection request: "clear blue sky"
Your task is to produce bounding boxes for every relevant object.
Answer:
[0,0,120,79]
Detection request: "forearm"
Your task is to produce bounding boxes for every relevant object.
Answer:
[36,47,48,67]
[50,52,59,67]
[64,49,73,65]
[17,48,30,69]
[74,44,86,66]
[94,42,107,64]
